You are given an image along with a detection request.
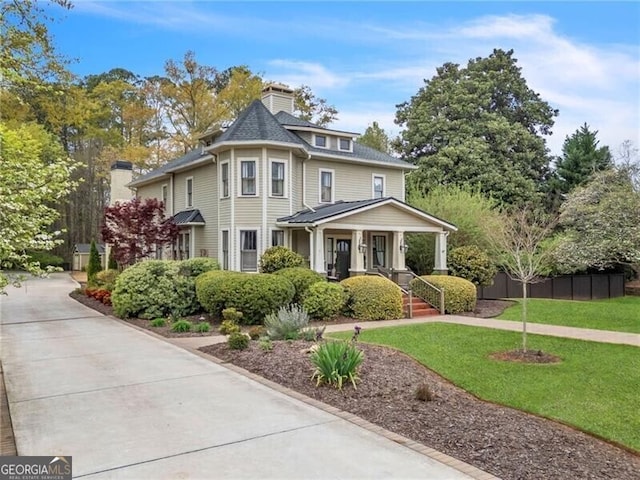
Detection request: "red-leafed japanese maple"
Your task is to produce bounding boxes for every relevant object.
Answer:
[101,198,179,267]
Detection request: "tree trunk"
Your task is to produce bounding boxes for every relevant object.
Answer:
[522,281,528,353]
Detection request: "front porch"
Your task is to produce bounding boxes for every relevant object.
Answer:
[277,197,457,280]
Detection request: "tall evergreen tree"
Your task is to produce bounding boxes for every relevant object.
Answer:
[395,49,558,206]
[554,123,613,194]
[87,240,102,282]
[357,121,391,153]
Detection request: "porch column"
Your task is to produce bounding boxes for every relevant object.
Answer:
[350,229,365,274]
[313,227,326,274]
[434,231,448,274]
[393,231,407,270]
[308,228,314,270]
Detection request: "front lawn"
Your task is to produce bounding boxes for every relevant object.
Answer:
[496,296,640,333]
[333,323,640,451]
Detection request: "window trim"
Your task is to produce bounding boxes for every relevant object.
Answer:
[313,134,328,149]
[372,173,386,199]
[238,158,259,197]
[161,184,168,209]
[269,159,287,198]
[270,228,285,247]
[238,228,259,272]
[221,229,229,270]
[338,137,353,152]
[220,161,230,198]
[185,177,194,208]
[319,168,335,204]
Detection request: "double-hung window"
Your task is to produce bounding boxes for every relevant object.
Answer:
[221,162,229,198]
[320,169,334,203]
[240,230,258,271]
[271,230,284,247]
[161,184,168,208]
[271,161,285,197]
[186,178,193,207]
[241,160,256,196]
[373,175,385,199]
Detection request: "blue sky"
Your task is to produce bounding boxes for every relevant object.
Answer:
[48,1,640,157]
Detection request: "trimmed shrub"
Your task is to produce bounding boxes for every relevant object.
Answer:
[222,307,243,323]
[448,245,497,286]
[340,276,403,320]
[87,240,103,282]
[196,271,295,325]
[274,267,324,303]
[111,260,198,319]
[219,320,241,335]
[259,246,304,273]
[93,269,119,291]
[228,332,249,350]
[410,275,476,314]
[196,271,246,316]
[303,282,346,320]
[179,257,220,278]
[264,304,309,340]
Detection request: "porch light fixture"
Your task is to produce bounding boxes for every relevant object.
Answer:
[399,242,409,253]
[358,242,367,253]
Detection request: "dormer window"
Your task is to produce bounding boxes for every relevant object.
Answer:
[314,135,327,148]
[339,137,352,151]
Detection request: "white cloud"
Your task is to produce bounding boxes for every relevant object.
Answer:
[266,60,350,90]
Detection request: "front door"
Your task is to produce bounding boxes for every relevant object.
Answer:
[335,239,351,280]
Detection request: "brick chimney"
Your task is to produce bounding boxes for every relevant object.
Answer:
[261,83,294,115]
[110,160,134,205]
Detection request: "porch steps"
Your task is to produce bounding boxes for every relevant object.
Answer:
[402,293,439,318]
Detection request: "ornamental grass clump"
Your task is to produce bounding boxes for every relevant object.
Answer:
[264,304,309,340]
[171,319,192,332]
[310,340,364,390]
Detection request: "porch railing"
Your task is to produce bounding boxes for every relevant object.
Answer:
[376,267,445,315]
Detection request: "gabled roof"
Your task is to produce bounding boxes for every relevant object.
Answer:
[277,197,458,231]
[215,100,304,146]
[74,243,106,254]
[171,209,205,225]
[274,111,321,129]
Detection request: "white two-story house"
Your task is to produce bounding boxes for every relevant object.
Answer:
[112,84,456,280]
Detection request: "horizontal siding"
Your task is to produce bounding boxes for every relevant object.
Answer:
[189,163,217,258]
[304,159,405,205]
[234,197,262,224]
[329,204,441,229]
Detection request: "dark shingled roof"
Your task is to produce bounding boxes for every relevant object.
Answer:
[129,148,208,187]
[172,209,205,225]
[274,111,322,129]
[216,100,304,145]
[278,198,387,224]
[74,243,106,254]
[130,100,413,186]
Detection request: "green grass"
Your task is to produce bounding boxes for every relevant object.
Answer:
[496,297,640,333]
[332,323,640,451]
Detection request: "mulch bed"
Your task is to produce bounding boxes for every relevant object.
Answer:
[202,340,640,480]
[461,299,516,318]
[70,291,639,477]
[490,349,562,364]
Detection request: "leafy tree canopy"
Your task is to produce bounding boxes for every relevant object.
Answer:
[554,123,613,194]
[0,122,78,292]
[396,49,558,206]
[101,197,179,267]
[357,121,391,153]
[553,165,640,275]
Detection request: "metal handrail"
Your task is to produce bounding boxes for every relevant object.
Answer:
[402,270,445,315]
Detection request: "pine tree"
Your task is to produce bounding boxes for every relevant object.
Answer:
[87,240,102,282]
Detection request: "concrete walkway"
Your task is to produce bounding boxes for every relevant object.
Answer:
[319,315,639,347]
[0,274,484,480]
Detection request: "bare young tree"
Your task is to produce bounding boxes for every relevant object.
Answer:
[486,208,557,352]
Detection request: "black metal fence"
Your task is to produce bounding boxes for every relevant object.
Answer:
[477,272,626,301]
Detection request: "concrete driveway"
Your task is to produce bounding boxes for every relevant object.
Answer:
[0,274,480,479]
